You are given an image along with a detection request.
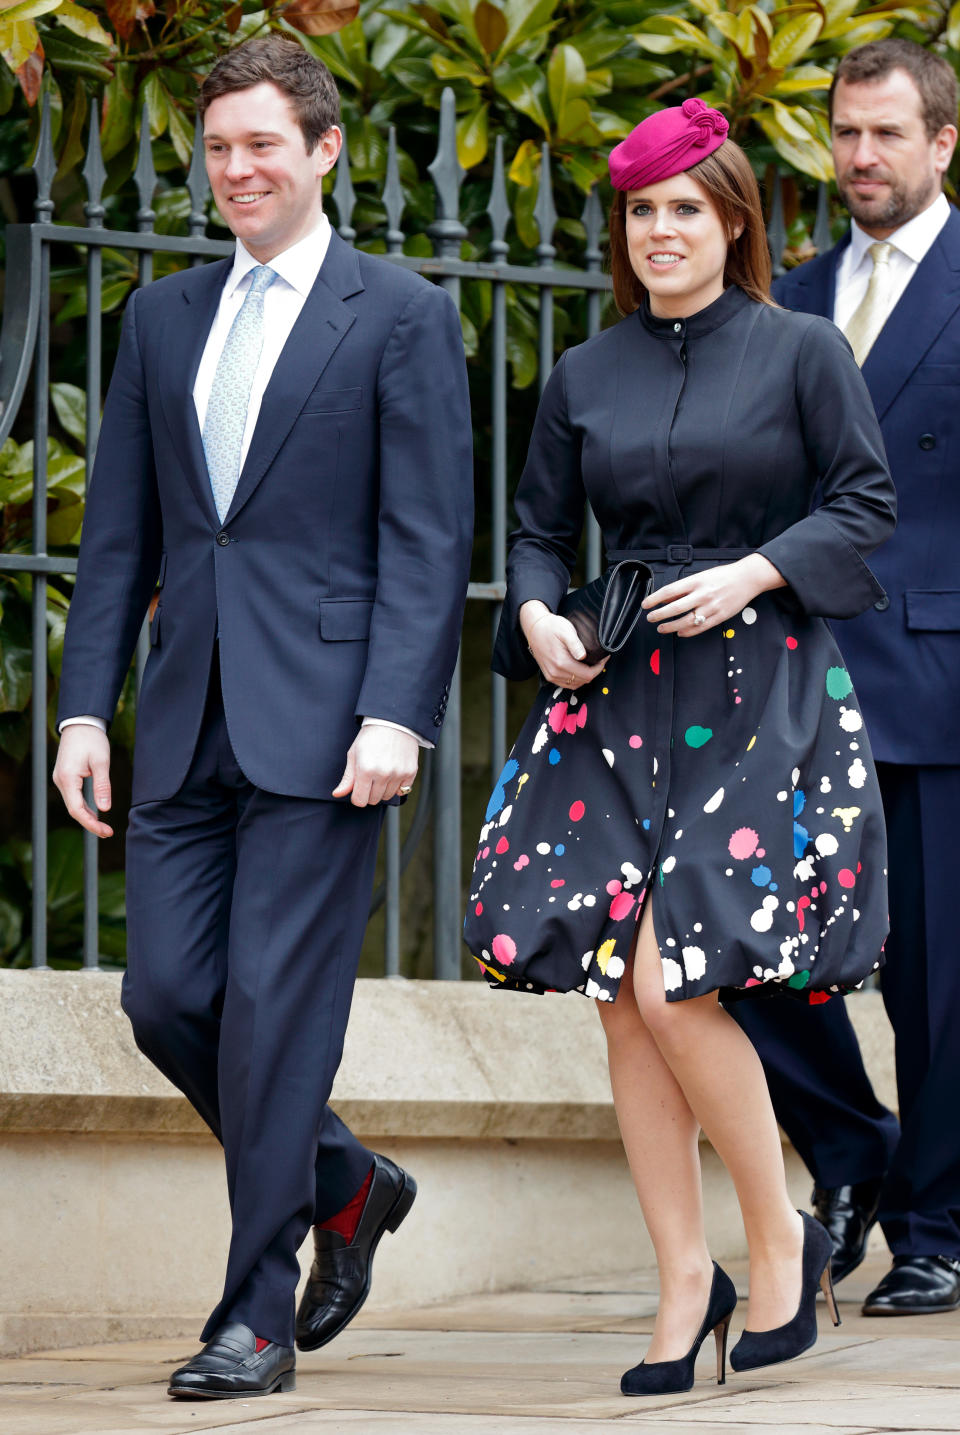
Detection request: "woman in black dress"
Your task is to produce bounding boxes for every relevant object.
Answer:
[464,101,896,1394]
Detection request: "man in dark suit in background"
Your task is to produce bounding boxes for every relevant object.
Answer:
[733,38,960,1316]
[52,36,473,1397]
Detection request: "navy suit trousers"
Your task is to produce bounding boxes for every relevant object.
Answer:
[122,657,383,1345]
[733,762,960,1258]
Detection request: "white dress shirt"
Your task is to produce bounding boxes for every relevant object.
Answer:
[62,217,429,749]
[833,191,951,331]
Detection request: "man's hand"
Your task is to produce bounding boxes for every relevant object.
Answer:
[53,725,114,838]
[333,725,419,807]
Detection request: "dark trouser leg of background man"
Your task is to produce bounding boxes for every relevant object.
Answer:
[733,762,960,1313]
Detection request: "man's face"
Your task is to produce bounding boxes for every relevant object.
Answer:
[831,70,957,238]
[203,81,340,262]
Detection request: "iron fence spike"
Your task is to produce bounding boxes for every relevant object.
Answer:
[767,169,787,278]
[134,100,158,232]
[383,126,404,254]
[582,184,604,270]
[813,180,832,256]
[33,92,56,222]
[82,97,107,226]
[487,134,509,259]
[428,89,466,257]
[187,114,209,236]
[332,128,356,243]
[534,142,557,264]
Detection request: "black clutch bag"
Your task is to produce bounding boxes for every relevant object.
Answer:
[558,558,654,666]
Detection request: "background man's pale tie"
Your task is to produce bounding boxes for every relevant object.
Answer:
[202,264,277,521]
[843,241,895,367]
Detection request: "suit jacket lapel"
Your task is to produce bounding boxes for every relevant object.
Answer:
[862,209,960,421]
[224,231,364,523]
[158,258,232,529]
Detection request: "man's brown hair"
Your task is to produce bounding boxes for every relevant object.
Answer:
[608,137,773,316]
[829,39,958,140]
[197,34,340,151]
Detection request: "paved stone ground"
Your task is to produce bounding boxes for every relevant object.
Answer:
[1,1257,958,1435]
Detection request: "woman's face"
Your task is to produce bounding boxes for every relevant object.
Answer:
[625,172,740,319]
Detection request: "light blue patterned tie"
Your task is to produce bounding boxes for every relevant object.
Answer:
[202,264,277,521]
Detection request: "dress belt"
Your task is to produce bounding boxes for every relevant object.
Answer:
[606,545,753,566]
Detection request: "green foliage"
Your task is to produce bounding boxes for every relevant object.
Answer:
[0,829,126,966]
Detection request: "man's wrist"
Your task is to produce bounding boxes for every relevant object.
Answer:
[59,716,108,735]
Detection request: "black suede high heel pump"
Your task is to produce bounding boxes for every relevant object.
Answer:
[729,1210,840,1373]
[621,1262,738,1396]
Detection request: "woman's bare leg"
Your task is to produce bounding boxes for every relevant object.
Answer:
[630,901,803,1332]
[597,945,714,1363]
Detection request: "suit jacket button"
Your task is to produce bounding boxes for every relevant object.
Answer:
[216,531,230,546]
[919,433,935,450]
[874,594,890,612]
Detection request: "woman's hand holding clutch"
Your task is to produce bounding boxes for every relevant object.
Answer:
[641,555,787,637]
[520,600,608,690]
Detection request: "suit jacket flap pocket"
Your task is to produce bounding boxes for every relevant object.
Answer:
[904,590,960,631]
[302,386,363,415]
[318,598,374,640]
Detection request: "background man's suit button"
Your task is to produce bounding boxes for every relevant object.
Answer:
[874,595,890,611]
[919,433,935,450]
[216,531,230,546]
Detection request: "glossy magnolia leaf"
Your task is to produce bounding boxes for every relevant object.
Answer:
[709,10,752,57]
[100,61,134,160]
[508,136,537,186]
[0,601,32,715]
[284,0,360,37]
[637,16,727,64]
[0,0,60,19]
[1,17,40,74]
[494,55,549,135]
[166,100,193,167]
[768,13,823,70]
[824,17,894,45]
[949,0,960,48]
[14,33,42,102]
[821,0,861,22]
[456,98,488,167]
[497,0,560,61]
[771,63,833,95]
[50,382,86,445]
[104,0,155,41]
[765,97,815,145]
[756,111,833,182]
[55,69,86,174]
[474,0,506,54]
[142,69,168,138]
[547,42,588,124]
[55,0,112,47]
[430,51,485,83]
[554,94,600,144]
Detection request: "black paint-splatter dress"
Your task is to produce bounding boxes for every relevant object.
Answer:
[463,286,897,1005]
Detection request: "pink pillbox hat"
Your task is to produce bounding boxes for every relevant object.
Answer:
[608,98,729,192]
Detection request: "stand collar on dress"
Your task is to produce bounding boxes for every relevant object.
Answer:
[638,283,752,340]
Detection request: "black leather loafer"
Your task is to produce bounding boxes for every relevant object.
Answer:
[862,1255,960,1316]
[167,1322,295,1399]
[811,1176,884,1284]
[296,1152,417,1351]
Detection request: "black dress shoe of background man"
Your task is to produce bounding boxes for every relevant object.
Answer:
[296,1152,417,1351]
[811,1176,884,1284]
[862,1255,960,1316]
[167,1322,295,1399]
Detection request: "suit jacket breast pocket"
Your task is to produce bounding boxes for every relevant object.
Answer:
[301,386,363,416]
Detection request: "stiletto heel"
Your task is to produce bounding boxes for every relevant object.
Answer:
[730,1210,836,1372]
[714,1311,732,1385]
[820,1261,841,1327]
[621,1263,738,1397]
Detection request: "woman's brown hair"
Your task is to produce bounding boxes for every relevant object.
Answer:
[608,138,773,316]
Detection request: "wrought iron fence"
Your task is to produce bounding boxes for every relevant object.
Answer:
[0,88,827,976]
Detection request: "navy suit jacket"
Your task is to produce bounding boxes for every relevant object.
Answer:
[58,231,474,801]
[773,208,960,765]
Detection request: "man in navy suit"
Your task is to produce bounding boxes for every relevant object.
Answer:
[52,36,473,1397]
[733,39,960,1316]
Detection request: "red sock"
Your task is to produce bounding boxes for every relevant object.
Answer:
[317,1164,374,1242]
[255,1337,270,1352]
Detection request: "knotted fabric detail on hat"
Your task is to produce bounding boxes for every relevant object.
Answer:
[608,98,729,192]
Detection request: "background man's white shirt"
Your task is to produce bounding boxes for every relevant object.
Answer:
[833,191,950,330]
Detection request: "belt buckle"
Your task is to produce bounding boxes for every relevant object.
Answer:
[666,544,693,563]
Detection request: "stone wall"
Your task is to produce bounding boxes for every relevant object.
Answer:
[0,971,895,1355]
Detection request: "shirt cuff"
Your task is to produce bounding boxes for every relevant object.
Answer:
[59,716,108,734]
[361,716,434,750]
